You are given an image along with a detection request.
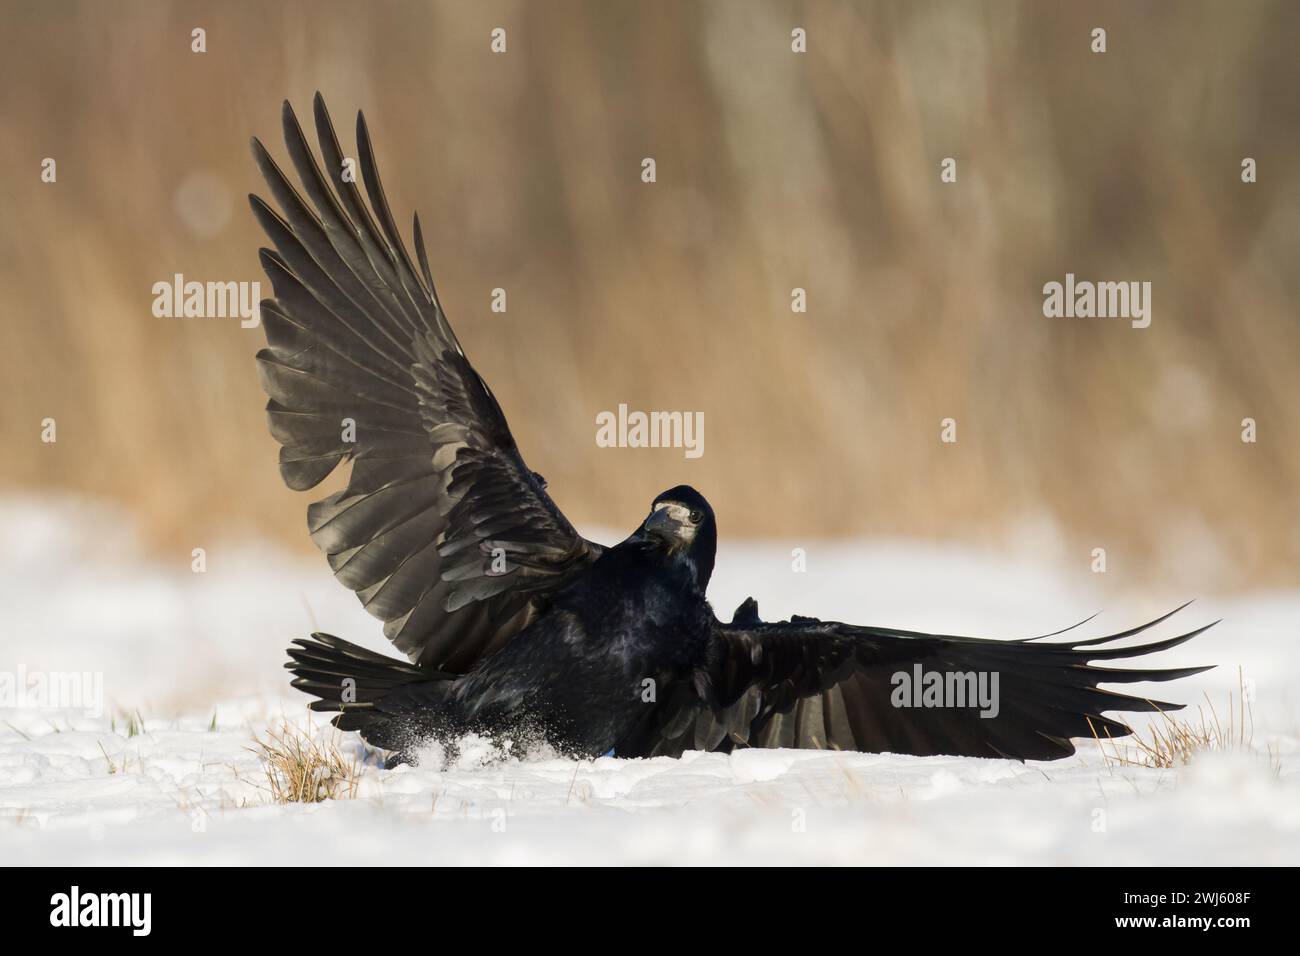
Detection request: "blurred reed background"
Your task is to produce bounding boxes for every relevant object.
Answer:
[1,0,1297,592]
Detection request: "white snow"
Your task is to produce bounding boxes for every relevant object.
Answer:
[2,495,1297,865]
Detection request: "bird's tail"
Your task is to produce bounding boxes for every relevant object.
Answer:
[285,633,450,742]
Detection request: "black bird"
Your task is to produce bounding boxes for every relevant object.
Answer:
[250,95,1214,766]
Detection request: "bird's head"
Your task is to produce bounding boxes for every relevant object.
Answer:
[642,485,717,586]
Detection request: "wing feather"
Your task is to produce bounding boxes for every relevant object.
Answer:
[251,95,600,672]
[638,602,1214,761]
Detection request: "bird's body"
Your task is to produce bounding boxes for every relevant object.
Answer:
[300,497,720,763]
[451,535,715,754]
[250,95,1215,768]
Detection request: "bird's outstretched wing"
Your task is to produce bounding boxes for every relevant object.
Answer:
[250,94,599,672]
[628,600,1214,760]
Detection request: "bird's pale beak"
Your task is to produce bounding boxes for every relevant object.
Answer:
[645,503,691,544]
[645,507,682,538]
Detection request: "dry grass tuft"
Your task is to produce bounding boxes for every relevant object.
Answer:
[250,722,361,804]
[97,740,133,774]
[1090,669,1279,773]
[110,708,147,739]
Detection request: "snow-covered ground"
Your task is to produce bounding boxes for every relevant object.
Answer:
[2,496,1297,865]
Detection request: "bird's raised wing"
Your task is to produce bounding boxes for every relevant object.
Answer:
[250,94,599,672]
[627,600,1214,760]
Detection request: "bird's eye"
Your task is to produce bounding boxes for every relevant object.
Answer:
[689,509,704,524]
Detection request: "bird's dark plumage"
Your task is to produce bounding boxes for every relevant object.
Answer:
[253,96,1214,767]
